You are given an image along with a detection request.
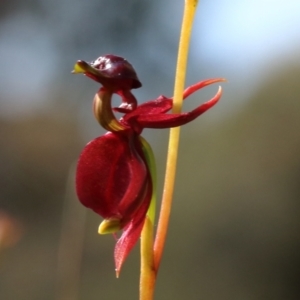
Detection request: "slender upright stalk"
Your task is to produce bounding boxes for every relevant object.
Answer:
[140,137,157,300]
[139,1,199,299]
[153,0,199,271]
[140,216,155,300]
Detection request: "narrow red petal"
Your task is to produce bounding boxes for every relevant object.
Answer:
[122,78,225,130]
[136,86,222,129]
[182,78,226,99]
[124,78,225,119]
[114,179,152,277]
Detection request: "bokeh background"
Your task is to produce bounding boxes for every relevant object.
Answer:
[1,0,300,299]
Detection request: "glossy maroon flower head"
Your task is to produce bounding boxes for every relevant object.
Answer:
[73,54,224,275]
[74,54,141,90]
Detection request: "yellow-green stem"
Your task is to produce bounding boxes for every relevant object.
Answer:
[153,0,199,272]
[140,136,156,300]
[139,217,155,300]
[139,137,157,300]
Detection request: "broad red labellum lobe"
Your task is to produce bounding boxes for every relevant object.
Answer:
[76,132,150,227]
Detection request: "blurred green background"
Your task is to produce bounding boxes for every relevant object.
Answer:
[0,0,300,299]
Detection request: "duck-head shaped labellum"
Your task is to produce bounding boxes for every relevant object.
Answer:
[73,55,141,112]
[73,54,225,275]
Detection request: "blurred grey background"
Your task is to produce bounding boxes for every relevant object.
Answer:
[0,0,300,299]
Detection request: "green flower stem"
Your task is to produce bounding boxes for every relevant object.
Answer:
[139,137,157,224]
[139,137,157,300]
[153,0,199,272]
[140,216,155,300]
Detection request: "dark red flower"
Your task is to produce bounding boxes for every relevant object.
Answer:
[73,54,224,275]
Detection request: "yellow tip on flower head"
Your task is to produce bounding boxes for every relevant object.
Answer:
[98,218,121,234]
[72,61,86,74]
[72,60,97,74]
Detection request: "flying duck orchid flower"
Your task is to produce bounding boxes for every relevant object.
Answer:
[73,54,224,275]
